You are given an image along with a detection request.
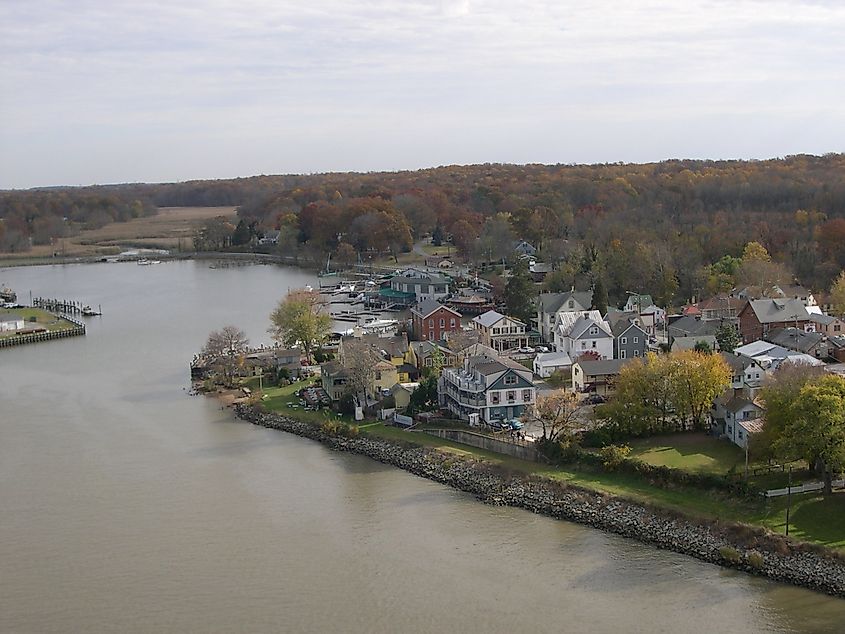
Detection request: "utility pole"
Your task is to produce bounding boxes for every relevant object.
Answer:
[786,466,792,536]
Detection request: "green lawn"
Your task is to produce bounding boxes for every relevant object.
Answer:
[248,383,845,550]
[0,307,78,339]
[627,434,746,475]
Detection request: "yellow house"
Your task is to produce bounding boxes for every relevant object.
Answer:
[374,361,399,395]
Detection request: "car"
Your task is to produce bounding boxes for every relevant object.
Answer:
[537,346,550,353]
[517,346,534,354]
[584,394,606,405]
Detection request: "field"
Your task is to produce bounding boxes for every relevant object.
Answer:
[0,307,78,339]
[0,206,237,261]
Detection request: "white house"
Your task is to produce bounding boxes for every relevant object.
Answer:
[537,290,593,343]
[0,317,25,332]
[711,393,764,449]
[471,310,528,352]
[553,311,613,360]
[533,351,573,378]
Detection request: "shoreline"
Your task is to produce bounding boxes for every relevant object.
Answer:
[234,403,845,599]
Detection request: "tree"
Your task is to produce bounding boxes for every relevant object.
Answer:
[715,323,740,353]
[504,258,535,324]
[431,224,444,246]
[340,338,382,408]
[268,289,331,365]
[669,350,731,430]
[524,390,581,460]
[591,276,608,315]
[693,340,712,354]
[737,241,790,289]
[202,325,249,385]
[830,270,845,317]
[232,219,252,246]
[407,374,438,414]
[335,242,357,269]
[774,375,845,494]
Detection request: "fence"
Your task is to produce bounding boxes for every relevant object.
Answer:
[0,323,85,348]
[422,428,538,462]
[764,479,845,498]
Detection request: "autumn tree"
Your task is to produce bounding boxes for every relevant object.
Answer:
[670,349,731,430]
[829,270,845,317]
[268,289,331,365]
[525,390,581,461]
[202,325,250,385]
[340,338,382,408]
[335,242,357,269]
[737,241,790,289]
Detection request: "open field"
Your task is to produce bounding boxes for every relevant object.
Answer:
[0,206,237,261]
[0,307,78,339]
[244,381,845,549]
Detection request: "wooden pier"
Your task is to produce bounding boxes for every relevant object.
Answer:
[33,297,101,316]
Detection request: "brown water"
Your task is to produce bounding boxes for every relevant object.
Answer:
[1,261,843,633]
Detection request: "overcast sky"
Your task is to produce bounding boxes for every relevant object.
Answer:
[1,0,844,189]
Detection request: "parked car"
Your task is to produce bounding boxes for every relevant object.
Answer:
[584,394,606,405]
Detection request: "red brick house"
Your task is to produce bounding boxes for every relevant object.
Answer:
[737,298,813,343]
[411,299,462,342]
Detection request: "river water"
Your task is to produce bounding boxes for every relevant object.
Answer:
[1,260,843,633]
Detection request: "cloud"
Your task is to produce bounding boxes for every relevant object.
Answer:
[1,0,844,188]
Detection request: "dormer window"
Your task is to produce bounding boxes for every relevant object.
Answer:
[504,375,517,385]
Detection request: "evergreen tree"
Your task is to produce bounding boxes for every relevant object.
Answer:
[591,276,609,315]
[505,259,535,324]
[232,219,251,246]
[715,323,740,353]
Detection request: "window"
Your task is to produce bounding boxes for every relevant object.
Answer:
[523,389,532,401]
[590,326,598,335]
[429,330,434,340]
[450,318,456,328]
[439,318,445,328]
[581,342,587,349]
[620,350,626,359]
[568,300,574,308]
[504,375,517,385]
[621,337,627,344]
[633,337,639,344]
[591,341,596,348]
[634,350,640,357]
[429,318,434,327]
[507,391,516,402]
[738,429,744,440]
[491,392,500,404]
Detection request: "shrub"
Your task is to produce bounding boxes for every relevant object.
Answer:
[599,444,631,470]
[746,551,765,570]
[718,546,742,564]
[321,420,343,436]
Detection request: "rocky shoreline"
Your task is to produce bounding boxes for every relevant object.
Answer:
[235,405,845,599]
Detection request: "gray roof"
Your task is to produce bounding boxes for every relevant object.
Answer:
[671,335,717,351]
[576,359,628,375]
[745,298,810,324]
[568,315,612,340]
[610,317,647,338]
[810,313,837,326]
[668,316,720,338]
[412,298,458,319]
[766,327,825,354]
[719,352,747,373]
[538,290,593,314]
[473,310,525,328]
[390,273,449,286]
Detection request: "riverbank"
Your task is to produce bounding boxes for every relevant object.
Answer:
[235,404,845,598]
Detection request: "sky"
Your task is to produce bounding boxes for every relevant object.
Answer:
[1,0,844,189]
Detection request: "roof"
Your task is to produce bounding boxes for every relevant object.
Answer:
[744,298,810,324]
[568,315,612,340]
[719,352,747,373]
[390,273,450,286]
[671,335,717,351]
[391,382,419,394]
[538,290,593,314]
[697,296,745,312]
[724,394,761,413]
[556,310,604,336]
[809,313,838,326]
[575,359,627,376]
[534,352,573,366]
[412,298,460,319]
[668,315,720,338]
[738,419,765,434]
[472,310,506,328]
[610,317,647,338]
[766,327,825,354]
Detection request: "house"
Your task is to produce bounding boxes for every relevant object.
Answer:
[766,327,832,360]
[533,351,573,378]
[667,315,721,347]
[829,336,845,362]
[734,340,825,372]
[623,294,653,314]
[720,352,766,394]
[321,361,350,401]
[537,290,593,343]
[738,298,814,344]
[373,361,400,395]
[439,351,536,424]
[471,310,528,352]
[0,317,25,332]
[572,359,628,396]
[381,271,450,306]
[513,240,537,257]
[244,348,303,377]
[529,261,553,282]
[409,340,458,372]
[411,299,462,342]
[697,295,745,322]
[608,315,649,360]
[390,382,419,409]
[736,284,816,308]
[257,230,280,245]
[671,335,718,352]
[711,392,764,449]
[810,313,845,338]
[553,311,613,360]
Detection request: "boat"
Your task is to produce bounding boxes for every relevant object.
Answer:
[138,259,151,265]
[81,306,101,316]
[0,285,16,303]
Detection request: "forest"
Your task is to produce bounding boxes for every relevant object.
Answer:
[2,154,844,307]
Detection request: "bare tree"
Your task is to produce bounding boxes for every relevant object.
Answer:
[202,325,249,385]
[525,389,580,445]
[340,338,383,407]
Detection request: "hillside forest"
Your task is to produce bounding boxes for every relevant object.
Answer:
[2,154,845,307]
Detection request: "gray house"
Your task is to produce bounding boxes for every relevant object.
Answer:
[609,318,649,360]
[537,289,593,343]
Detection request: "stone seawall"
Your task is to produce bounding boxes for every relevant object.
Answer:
[235,406,845,599]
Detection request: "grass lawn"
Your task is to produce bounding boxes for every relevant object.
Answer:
[627,433,747,475]
[0,307,78,339]
[245,382,845,550]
